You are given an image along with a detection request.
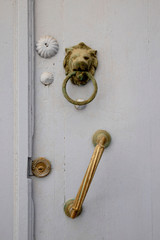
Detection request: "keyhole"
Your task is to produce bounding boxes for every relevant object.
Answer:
[45,43,49,47]
[38,166,44,172]
[36,162,46,173]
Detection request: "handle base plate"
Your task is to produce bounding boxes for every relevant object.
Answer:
[92,130,111,148]
[64,199,82,219]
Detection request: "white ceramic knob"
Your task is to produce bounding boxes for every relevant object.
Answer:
[74,99,86,110]
[40,72,54,86]
[36,36,59,58]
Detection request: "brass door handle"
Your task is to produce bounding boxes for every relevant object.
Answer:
[64,130,111,219]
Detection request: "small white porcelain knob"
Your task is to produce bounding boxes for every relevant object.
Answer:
[40,72,54,86]
[74,99,86,110]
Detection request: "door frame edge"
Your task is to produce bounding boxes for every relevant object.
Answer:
[13,0,35,239]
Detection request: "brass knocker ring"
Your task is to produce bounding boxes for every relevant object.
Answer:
[62,72,98,106]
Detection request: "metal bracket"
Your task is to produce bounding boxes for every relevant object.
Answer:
[28,157,33,177]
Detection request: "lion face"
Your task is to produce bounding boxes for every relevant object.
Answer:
[64,42,98,85]
[69,49,92,72]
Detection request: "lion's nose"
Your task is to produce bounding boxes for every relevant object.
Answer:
[73,61,88,71]
[80,61,88,70]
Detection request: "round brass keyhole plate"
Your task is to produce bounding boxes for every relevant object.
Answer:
[32,157,51,178]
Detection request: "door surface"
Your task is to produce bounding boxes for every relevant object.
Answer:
[33,1,160,240]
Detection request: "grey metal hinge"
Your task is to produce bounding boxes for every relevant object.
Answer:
[28,160,35,239]
[28,157,33,177]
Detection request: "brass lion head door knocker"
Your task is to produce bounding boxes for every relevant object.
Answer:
[62,42,98,106]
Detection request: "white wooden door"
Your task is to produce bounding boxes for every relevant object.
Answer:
[33,1,160,240]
